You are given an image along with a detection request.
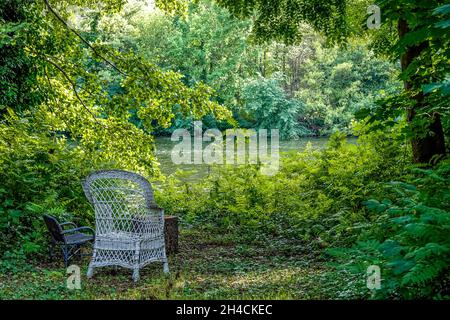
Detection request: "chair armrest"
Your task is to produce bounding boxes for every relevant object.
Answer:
[149,204,164,211]
[60,221,77,228]
[62,226,95,235]
[149,204,164,221]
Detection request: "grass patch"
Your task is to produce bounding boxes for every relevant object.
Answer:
[0,229,367,300]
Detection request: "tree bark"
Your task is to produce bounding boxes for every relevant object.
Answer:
[398,19,446,164]
[164,215,179,254]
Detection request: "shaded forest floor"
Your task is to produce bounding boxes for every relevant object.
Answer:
[0,230,363,299]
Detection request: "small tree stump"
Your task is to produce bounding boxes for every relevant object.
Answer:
[164,215,179,254]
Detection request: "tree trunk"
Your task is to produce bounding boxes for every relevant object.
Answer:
[164,215,179,254]
[398,19,446,164]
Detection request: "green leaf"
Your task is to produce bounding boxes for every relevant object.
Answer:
[433,4,450,16]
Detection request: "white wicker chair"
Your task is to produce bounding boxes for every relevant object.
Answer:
[82,170,169,282]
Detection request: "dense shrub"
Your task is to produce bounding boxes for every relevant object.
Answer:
[0,119,95,263]
[156,126,408,247]
[295,44,400,135]
[240,75,311,139]
[328,159,450,299]
[0,113,162,264]
[109,1,400,138]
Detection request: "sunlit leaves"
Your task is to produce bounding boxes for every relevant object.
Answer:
[216,0,349,44]
[0,0,233,178]
[155,0,188,16]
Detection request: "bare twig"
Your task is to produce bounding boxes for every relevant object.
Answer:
[43,56,105,127]
[43,0,127,76]
[25,48,107,128]
[48,55,100,96]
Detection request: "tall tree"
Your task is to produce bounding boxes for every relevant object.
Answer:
[215,0,449,164]
[0,0,230,174]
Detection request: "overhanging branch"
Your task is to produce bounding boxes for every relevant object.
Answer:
[43,56,105,127]
[43,0,127,77]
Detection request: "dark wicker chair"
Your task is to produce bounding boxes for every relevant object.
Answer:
[43,214,95,266]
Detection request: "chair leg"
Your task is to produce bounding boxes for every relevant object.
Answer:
[163,261,169,274]
[61,245,69,267]
[48,243,55,261]
[87,263,95,278]
[132,244,140,282]
[132,268,140,282]
[75,244,81,257]
[87,247,97,278]
[162,245,169,273]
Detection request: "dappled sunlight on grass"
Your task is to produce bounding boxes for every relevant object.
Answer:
[0,229,362,300]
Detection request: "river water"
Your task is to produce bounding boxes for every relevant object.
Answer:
[155,136,331,182]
